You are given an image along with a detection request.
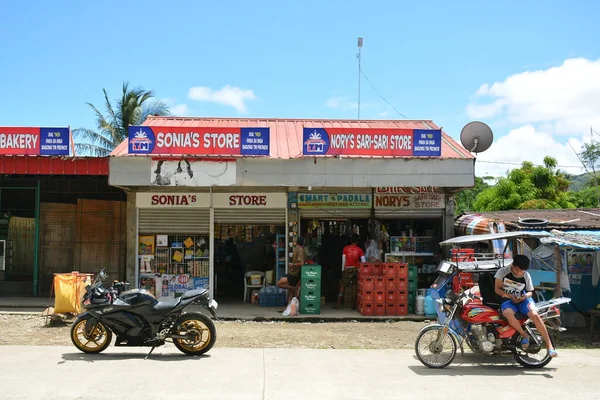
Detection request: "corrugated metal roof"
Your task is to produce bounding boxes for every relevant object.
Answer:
[110,117,474,159]
[460,209,600,231]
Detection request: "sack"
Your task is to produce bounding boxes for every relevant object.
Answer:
[282,297,299,317]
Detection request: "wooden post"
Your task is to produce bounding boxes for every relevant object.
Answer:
[554,244,562,298]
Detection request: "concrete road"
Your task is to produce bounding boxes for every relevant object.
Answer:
[1,346,599,400]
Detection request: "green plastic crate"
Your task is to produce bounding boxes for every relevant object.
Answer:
[301,279,322,292]
[408,280,417,291]
[300,290,319,304]
[300,303,321,314]
[408,268,418,280]
[301,265,322,280]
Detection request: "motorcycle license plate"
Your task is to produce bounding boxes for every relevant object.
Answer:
[209,300,218,310]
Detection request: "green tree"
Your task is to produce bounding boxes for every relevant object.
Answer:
[454,176,493,214]
[73,82,170,156]
[472,157,576,211]
[578,140,600,207]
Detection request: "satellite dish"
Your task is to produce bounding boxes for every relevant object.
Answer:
[460,121,493,154]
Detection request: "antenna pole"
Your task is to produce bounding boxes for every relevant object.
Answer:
[357,37,363,120]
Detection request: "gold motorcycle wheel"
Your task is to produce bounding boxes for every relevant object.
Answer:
[70,319,113,354]
[173,313,217,356]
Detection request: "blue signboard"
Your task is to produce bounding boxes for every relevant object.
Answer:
[302,128,330,156]
[241,127,270,156]
[413,129,442,157]
[40,127,70,156]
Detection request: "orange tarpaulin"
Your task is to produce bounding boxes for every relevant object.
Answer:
[53,273,93,314]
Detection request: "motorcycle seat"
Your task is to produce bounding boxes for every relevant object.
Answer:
[181,288,207,300]
[153,297,180,312]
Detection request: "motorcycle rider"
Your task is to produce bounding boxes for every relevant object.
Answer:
[494,254,557,357]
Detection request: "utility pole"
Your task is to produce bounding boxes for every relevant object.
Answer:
[357,37,363,120]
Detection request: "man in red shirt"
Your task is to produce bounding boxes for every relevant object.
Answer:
[336,234,365,309]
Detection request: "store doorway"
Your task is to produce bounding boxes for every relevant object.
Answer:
[300,218,371,303]
[213,224,285,302]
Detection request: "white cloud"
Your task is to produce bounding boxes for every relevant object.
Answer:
[325,96,356,109]
[161,98,190,116]
[170,104,190,116]
[188,85,257,113]
[467,58,600,135]
[474,125,586,177]
[379,111,390,117]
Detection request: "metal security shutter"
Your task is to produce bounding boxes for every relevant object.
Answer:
[300,209,372,219]
[375,209,443,219]
[138,209,210,234]
[214,208,286,224]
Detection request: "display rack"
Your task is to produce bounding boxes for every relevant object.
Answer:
[276,233,286,282]
[385,236,439,290]
[150,235,209,276]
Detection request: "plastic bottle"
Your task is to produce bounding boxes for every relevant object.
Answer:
[416,289,426,316]
[424,289,437,317]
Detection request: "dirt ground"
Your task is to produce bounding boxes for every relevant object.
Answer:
[1,314,597,349]
[0,314,427,349]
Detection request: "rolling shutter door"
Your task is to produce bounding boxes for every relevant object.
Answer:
[374,209,443,219]
[214,208,286,225]
[138,209,210,234]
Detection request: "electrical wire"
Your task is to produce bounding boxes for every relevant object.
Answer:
[477,160,584,169]
[356,55,410,119]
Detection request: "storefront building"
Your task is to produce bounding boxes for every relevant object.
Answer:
[0,127,126,297]
[109,117,475,304]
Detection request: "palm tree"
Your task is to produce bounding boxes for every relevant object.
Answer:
[73,82,170,156]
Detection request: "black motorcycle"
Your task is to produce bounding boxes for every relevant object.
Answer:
[70,269,218,357]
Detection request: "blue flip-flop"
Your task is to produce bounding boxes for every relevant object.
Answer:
[548,349,558,357]
[521,337,530,349]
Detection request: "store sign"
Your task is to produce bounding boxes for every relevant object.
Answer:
[298,193,372,208]
[213,193,287,208]
[136,193,211,208]
[0,127,70,156]
[302,127,441,157]
[376,187,440,194]
[128,125,270,156]
[374,193,445,209]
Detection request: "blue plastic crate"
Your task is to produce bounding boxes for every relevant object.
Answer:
[259,291,287,307]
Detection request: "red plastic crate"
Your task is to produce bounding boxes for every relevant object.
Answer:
[359,276,374,291]
[397,264,408,279]
[385,290,396,303]
[452,248,475,262]
[374,304,385,316]
[397,279,408,291]
[358,263,373,277]
[397,291,408,303]
[384,263,397,278]
[360,290,373,304]
[386,277,396,291]
[385,303,397,316]
[372,263,383,276]
[396,304,408,316]
[359,303,374,316]
[374,276,385,291]
[374,290,385,304]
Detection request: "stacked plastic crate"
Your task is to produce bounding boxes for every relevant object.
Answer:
[451,248,476,292]
[300,265,321,314]
[357,262,409,316]
[407,264,418,313]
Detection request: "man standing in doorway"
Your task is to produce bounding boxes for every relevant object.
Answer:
[336,233,365,309]
[277,237,306,305]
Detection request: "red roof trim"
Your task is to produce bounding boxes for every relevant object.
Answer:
[110,117,474,160]
[0,156,108,176]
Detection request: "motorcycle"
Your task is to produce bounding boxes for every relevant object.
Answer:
[70,269,218,357]
[415,231,571,369]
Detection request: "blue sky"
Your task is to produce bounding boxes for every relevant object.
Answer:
[1,1,599,175]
